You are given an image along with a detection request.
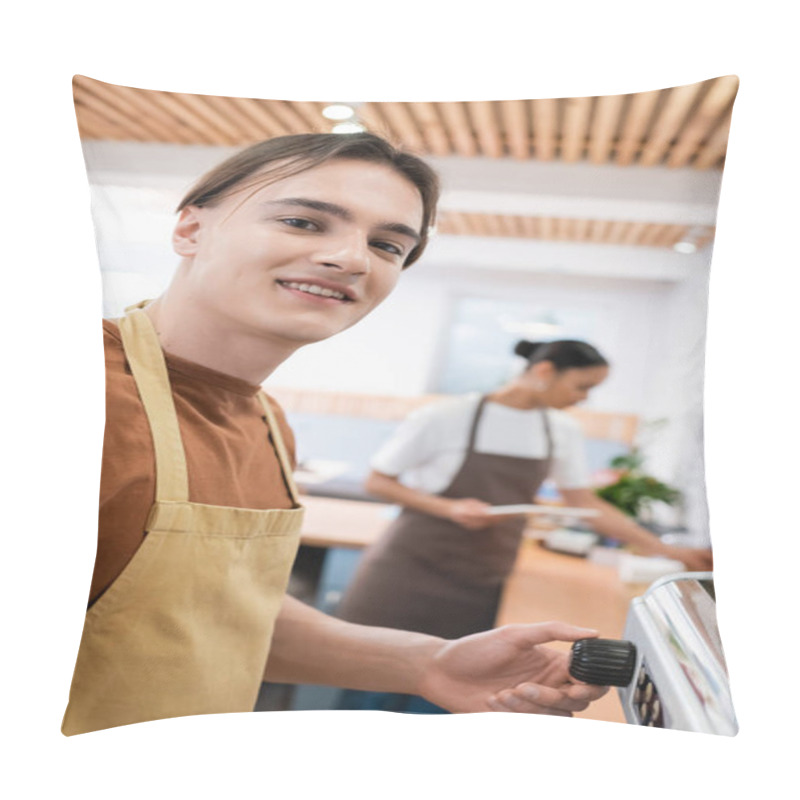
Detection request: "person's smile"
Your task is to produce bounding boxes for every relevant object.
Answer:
[275,277,358,303]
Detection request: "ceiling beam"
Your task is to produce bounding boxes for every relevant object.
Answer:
[80,139,724,240]
[425,234,708,282]
[428,154,723,226]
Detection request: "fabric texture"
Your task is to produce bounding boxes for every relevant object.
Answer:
[68,76,739,734]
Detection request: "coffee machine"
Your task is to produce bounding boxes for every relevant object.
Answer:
[570,573,738,735]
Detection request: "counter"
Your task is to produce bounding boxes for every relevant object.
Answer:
[299,494,394,549]
[299,494,640,723]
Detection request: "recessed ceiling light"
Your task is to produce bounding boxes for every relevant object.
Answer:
[322,104,356,121]
[332,122,366,134]
[673,241,698,254]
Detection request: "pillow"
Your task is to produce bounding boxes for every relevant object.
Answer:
[64,75,738,736]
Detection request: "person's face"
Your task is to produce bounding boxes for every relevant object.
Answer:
[528,363,610,409]
[172,158,424,348]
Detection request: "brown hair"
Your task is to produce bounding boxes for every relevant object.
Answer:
[177,132,440,267]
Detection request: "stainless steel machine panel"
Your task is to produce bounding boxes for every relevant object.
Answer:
[618,572,737,735]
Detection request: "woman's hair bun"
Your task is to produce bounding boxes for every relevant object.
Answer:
[514,340,543,359]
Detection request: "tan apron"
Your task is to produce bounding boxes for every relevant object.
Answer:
[62,308,304,736]
[337,396,553,639]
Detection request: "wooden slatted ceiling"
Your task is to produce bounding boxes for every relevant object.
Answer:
[436,212,715,251]
[73,75,737,169]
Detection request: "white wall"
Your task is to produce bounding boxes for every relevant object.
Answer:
[266,270,448,395]
[639,263,712,539]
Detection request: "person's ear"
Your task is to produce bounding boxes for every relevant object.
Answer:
[541,361,557,381]
[527,360,556,392]
[172,207,203,257]
[533,361,556,383]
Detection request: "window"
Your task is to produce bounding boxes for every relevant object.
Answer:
[435,296,600,394]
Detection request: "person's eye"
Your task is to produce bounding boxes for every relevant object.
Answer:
[280,217,320,231]
[371,240,405,257]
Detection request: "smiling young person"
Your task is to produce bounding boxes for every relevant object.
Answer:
[62,133,607,735]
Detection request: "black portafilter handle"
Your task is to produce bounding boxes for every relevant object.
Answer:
[569,638,638,687]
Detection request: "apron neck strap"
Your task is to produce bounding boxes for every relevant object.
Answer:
[118,308,190,504]
[466,395,490,453]
[257,393,302,507]
[540,407,555,467]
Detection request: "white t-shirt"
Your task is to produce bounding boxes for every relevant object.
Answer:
[370,393,590,495]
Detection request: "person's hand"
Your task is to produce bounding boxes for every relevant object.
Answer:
[417,622,609,715]
[664,546,713,572]
[445,498,493,530]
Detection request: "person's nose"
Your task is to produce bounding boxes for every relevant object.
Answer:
[312,230,371,275]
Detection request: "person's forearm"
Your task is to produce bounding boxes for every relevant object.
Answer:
[560,489,672,556]
[365,471,451,518]
[263,595,443,692]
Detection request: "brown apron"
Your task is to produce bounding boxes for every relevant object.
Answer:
[336,396,553,639]
[61,308,304,736]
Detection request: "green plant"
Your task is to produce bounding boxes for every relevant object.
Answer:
[595,449,680,518]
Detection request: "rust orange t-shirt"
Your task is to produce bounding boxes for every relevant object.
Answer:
[91,320,297,605]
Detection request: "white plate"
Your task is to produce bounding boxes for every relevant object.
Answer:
[486,504,600,518]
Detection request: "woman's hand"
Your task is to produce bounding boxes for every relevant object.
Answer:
[365,471,493,528]
[417,622,609,715]
[664,546,713,572]
[445,498,494,529]
[560,490,716,572]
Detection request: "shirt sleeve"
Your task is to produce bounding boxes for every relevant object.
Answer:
[549,412,591,489]
[369,402,449,477]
